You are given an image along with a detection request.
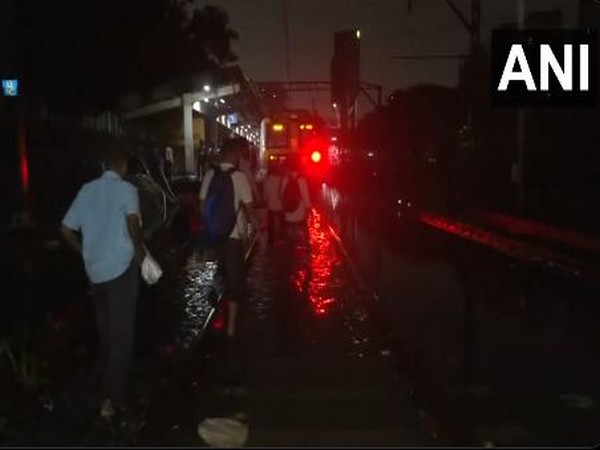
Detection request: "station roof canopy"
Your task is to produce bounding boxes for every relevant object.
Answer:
[118,64,267,125]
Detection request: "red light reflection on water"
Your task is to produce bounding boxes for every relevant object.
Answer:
[304,209,339,317]
[291,266,308,293]
[212,299,227,331]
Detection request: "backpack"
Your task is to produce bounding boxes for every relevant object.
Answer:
[202,167,238,245]
[281,175,302,213]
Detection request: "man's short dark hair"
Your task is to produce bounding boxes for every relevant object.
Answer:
[221,137,249,158]
[104,140,129,168]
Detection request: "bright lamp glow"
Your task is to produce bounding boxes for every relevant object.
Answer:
[203,84,211,92]
[311,150,322,163]
[272,123,284,132]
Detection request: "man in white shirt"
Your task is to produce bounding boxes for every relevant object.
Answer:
[239,146,260,202]
[199,138,256,343]
[262,162,284,242]
[61,143,145,419]
[280,156,312,226]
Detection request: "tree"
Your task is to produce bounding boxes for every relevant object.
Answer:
[16,0,239,110]
[106,1,239,98]
[354,84,459,208]
[357,84,458,162]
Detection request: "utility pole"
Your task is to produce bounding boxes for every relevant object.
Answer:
[470,0,481,50]
[516,0,526,212]
[442,0,480,209]
[440,0,481,397]
[331,30,360,147]
[282,0,291,83]
[443,0,480,48]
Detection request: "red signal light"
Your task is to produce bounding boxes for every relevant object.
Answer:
[311,150,322,163]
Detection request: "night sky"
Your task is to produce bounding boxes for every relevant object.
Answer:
[193,0,576,117]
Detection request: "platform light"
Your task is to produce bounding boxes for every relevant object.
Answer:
[305,124,314,130]
[272,123,284,132]
[356,29,361,39]
[203,84,211,92]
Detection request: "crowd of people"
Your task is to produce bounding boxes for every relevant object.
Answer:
[59,136,312,421]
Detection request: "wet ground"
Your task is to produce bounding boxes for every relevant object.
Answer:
[0,195,438,446]
[137,209,438,446]
[2,180,600,446]
[323,183,600,447]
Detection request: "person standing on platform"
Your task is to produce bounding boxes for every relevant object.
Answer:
[200,137,258,372]
[263,162,284,243]
[280,155,311,230]
[61,142,145,420]
[239,144,260,202]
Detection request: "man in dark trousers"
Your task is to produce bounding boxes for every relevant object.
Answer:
[263,161,284,242]
[200,138,257,375]
[61,142,146,420]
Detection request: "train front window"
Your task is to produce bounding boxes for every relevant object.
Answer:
[299,128,318,148]
[267,123,289,148]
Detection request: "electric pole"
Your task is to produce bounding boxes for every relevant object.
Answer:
[282,0,291,82]
[517,0,526,212]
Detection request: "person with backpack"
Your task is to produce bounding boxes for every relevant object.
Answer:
[199,137,256,346]
[280,155,311,228]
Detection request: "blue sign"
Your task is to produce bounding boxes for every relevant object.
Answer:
[2,79,19,97]
[226,113,238,127]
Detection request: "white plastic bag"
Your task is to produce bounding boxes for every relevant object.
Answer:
[141,252,162,285]
[197,417,249,448]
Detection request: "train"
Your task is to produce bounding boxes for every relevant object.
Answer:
[258,109,331,179]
